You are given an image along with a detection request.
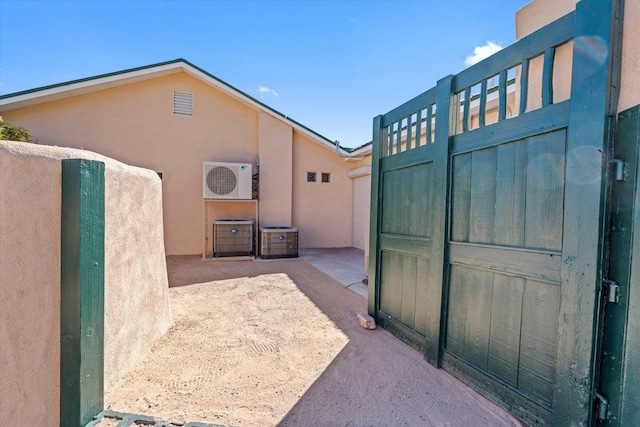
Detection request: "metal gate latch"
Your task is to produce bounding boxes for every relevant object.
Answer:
[603,279,620,303]
[595,391,610,421]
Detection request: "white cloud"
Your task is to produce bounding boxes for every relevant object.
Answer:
[465,41,503,67]
[258,86,279,97]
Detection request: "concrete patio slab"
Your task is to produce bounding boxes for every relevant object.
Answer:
[299,247,368,299]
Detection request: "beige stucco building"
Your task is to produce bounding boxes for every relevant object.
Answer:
[0,60,373,256]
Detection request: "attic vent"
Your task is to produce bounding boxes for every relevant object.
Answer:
[173,91,193,117]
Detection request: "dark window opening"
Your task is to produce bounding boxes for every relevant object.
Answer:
[321,173,331,183]
[307,172,317,182]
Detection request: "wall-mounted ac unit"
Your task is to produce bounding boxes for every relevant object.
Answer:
[203,162,252,199]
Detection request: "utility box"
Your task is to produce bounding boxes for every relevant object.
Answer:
[259,227,298,259]
[213,220,254,257]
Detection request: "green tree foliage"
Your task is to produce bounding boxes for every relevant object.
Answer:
[0,116,38,143]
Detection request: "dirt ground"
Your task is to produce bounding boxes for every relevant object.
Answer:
[104,256,523,426]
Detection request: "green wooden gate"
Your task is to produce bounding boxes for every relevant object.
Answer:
[368,1,624,425]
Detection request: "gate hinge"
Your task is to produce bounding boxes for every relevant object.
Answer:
[610,159,625,181]
[602,279,620,304]
[595,391,610,421]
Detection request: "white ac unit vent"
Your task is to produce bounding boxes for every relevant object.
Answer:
[173,91,193,117]
[203,162,252,199]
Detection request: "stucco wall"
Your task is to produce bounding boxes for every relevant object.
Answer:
[515,0,578,39]
[102,149,173,391]
[258,111,293,227]
[293,131,353,248]
[0,142,61,425]
[0,140,172,425]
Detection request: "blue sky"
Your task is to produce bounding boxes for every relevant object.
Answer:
[0,0,531,148]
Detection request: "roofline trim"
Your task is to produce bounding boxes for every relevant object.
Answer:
[0,58,186,101]
[349,142,372,156]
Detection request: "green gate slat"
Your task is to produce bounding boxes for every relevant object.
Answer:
[390,123,395,155]
[446,265,492,368]
[60,159,105,427]
[542,47,555,107]
[395,120,402,154]
[519,58,530,115]
[525,131,566,251]
[415,109,422,147]
[450,153,471,242]
[425,105,433,144]
[469,147,498,244]
[462,87,471,133]
[406,115,413,151]
[479,80,487,127]
[498,69,507,121]
[494,140,527,247]
[518,279,560,407]
[487,274,524,386]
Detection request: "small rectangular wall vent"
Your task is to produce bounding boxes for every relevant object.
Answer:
[173,91,193,117]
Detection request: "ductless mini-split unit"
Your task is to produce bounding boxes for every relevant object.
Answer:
[203,161,252,200]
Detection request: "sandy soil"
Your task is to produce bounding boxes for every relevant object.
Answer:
[104,256,523,426]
